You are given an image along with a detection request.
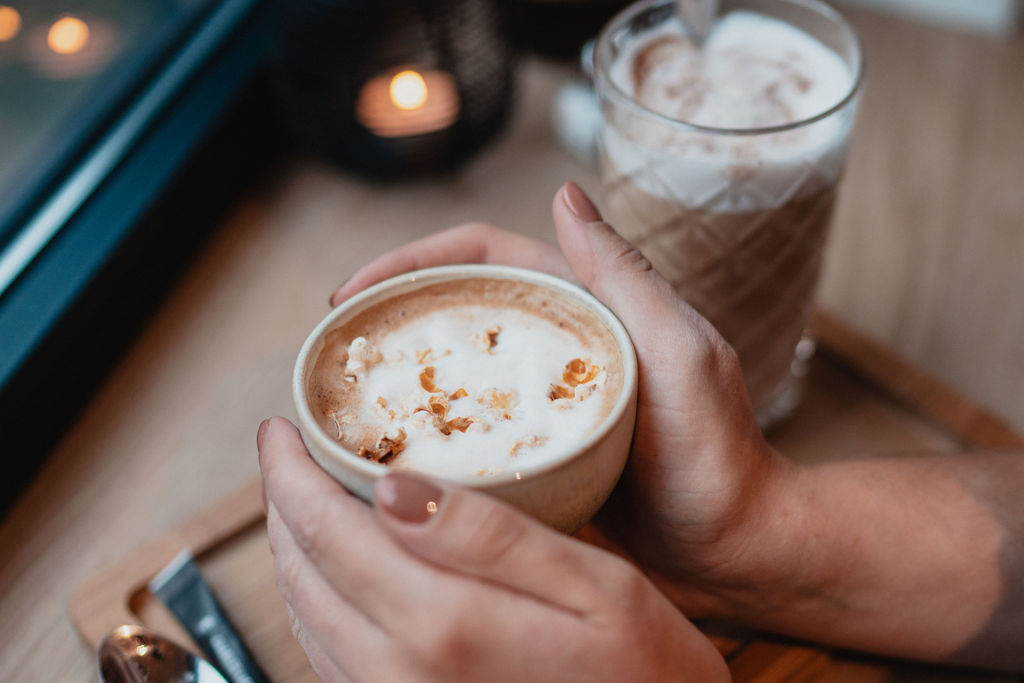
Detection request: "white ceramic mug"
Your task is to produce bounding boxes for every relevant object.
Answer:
[293,264,638,533]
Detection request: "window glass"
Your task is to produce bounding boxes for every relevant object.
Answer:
[0,0,215,248]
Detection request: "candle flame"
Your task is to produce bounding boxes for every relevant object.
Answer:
[389,70,428,111]
[0,6,20,42]
[48,16,89,55]
[357,68,460,137]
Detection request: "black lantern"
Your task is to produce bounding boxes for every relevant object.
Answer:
[270,0,515,178]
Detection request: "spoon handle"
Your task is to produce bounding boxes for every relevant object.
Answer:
[676,0,719,44]
[150,551,270,683]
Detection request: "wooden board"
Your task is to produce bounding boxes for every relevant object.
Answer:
[68,310,1024,682]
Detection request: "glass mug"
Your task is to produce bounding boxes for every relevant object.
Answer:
[593,0,864,426]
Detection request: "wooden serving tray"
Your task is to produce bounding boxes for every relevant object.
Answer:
[69,310,1023,682]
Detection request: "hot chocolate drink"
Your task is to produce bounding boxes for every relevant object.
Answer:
[308,278,625,478]
[595,2,862,420]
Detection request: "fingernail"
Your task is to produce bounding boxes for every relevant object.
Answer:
[257,418,270,451]
[562,181,602,222]
[328,278,350,307]
[376,473,443,524]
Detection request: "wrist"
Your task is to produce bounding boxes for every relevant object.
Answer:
[665,449,822,622]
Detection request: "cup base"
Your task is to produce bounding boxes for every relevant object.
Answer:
[756,334,816,431]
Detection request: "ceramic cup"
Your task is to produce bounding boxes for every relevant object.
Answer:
[293,264,638,533]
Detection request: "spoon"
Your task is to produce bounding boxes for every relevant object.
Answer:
[675,0,719,45]
[98,625,229,683]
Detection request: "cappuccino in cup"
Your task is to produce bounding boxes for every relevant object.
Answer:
[294,266,638,532]
[308,277,625,478]
[594,0,862,424]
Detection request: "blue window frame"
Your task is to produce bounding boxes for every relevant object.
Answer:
[0,0,279,514]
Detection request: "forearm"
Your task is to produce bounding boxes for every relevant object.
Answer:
[695,450,1024,670]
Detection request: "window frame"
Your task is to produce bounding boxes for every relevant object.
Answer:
[0,0,281,514]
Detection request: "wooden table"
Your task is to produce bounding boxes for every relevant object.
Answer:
[2,7,1023,681]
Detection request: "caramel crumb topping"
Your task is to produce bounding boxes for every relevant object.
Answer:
[426,395,449,419]
[446,416,475,433]
[509,435,548,456]
[477,389,516,420]
[414,395,478,436]
[373,396,396,422]
[448,387,468,400]
[470,325,502,352]
[563,358,601,387]
[415,348,451,365]
[359,429,407,465]
[547,384,575,401]
[419,366,443,393]
[548,358,602,402]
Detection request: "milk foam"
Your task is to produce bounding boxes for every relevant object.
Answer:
[327,303,616,478]
[602,10,856,211]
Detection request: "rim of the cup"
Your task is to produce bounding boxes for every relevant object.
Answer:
[593,0,866,136]
[292,264,639,489]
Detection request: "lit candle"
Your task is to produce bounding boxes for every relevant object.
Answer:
[25,14,118,79]
[355,67,460,138]
[0,5,21,42]
[48,15,89,54]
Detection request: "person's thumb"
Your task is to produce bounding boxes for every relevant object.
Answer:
[552,180,764,454]
[373,471,632,613]
[552,181,728,377]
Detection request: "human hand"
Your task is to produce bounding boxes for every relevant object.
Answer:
[257,417,729,682]
[329,183,788,616]
[318,183,1024,671]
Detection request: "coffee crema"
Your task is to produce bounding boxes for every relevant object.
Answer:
[308,278,624,478]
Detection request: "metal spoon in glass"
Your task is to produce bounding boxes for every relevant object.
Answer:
[98,625,229,683]
[676,0,719,45]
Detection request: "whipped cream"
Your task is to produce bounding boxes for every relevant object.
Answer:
[331,304,616,477]
[601,10,857,211]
